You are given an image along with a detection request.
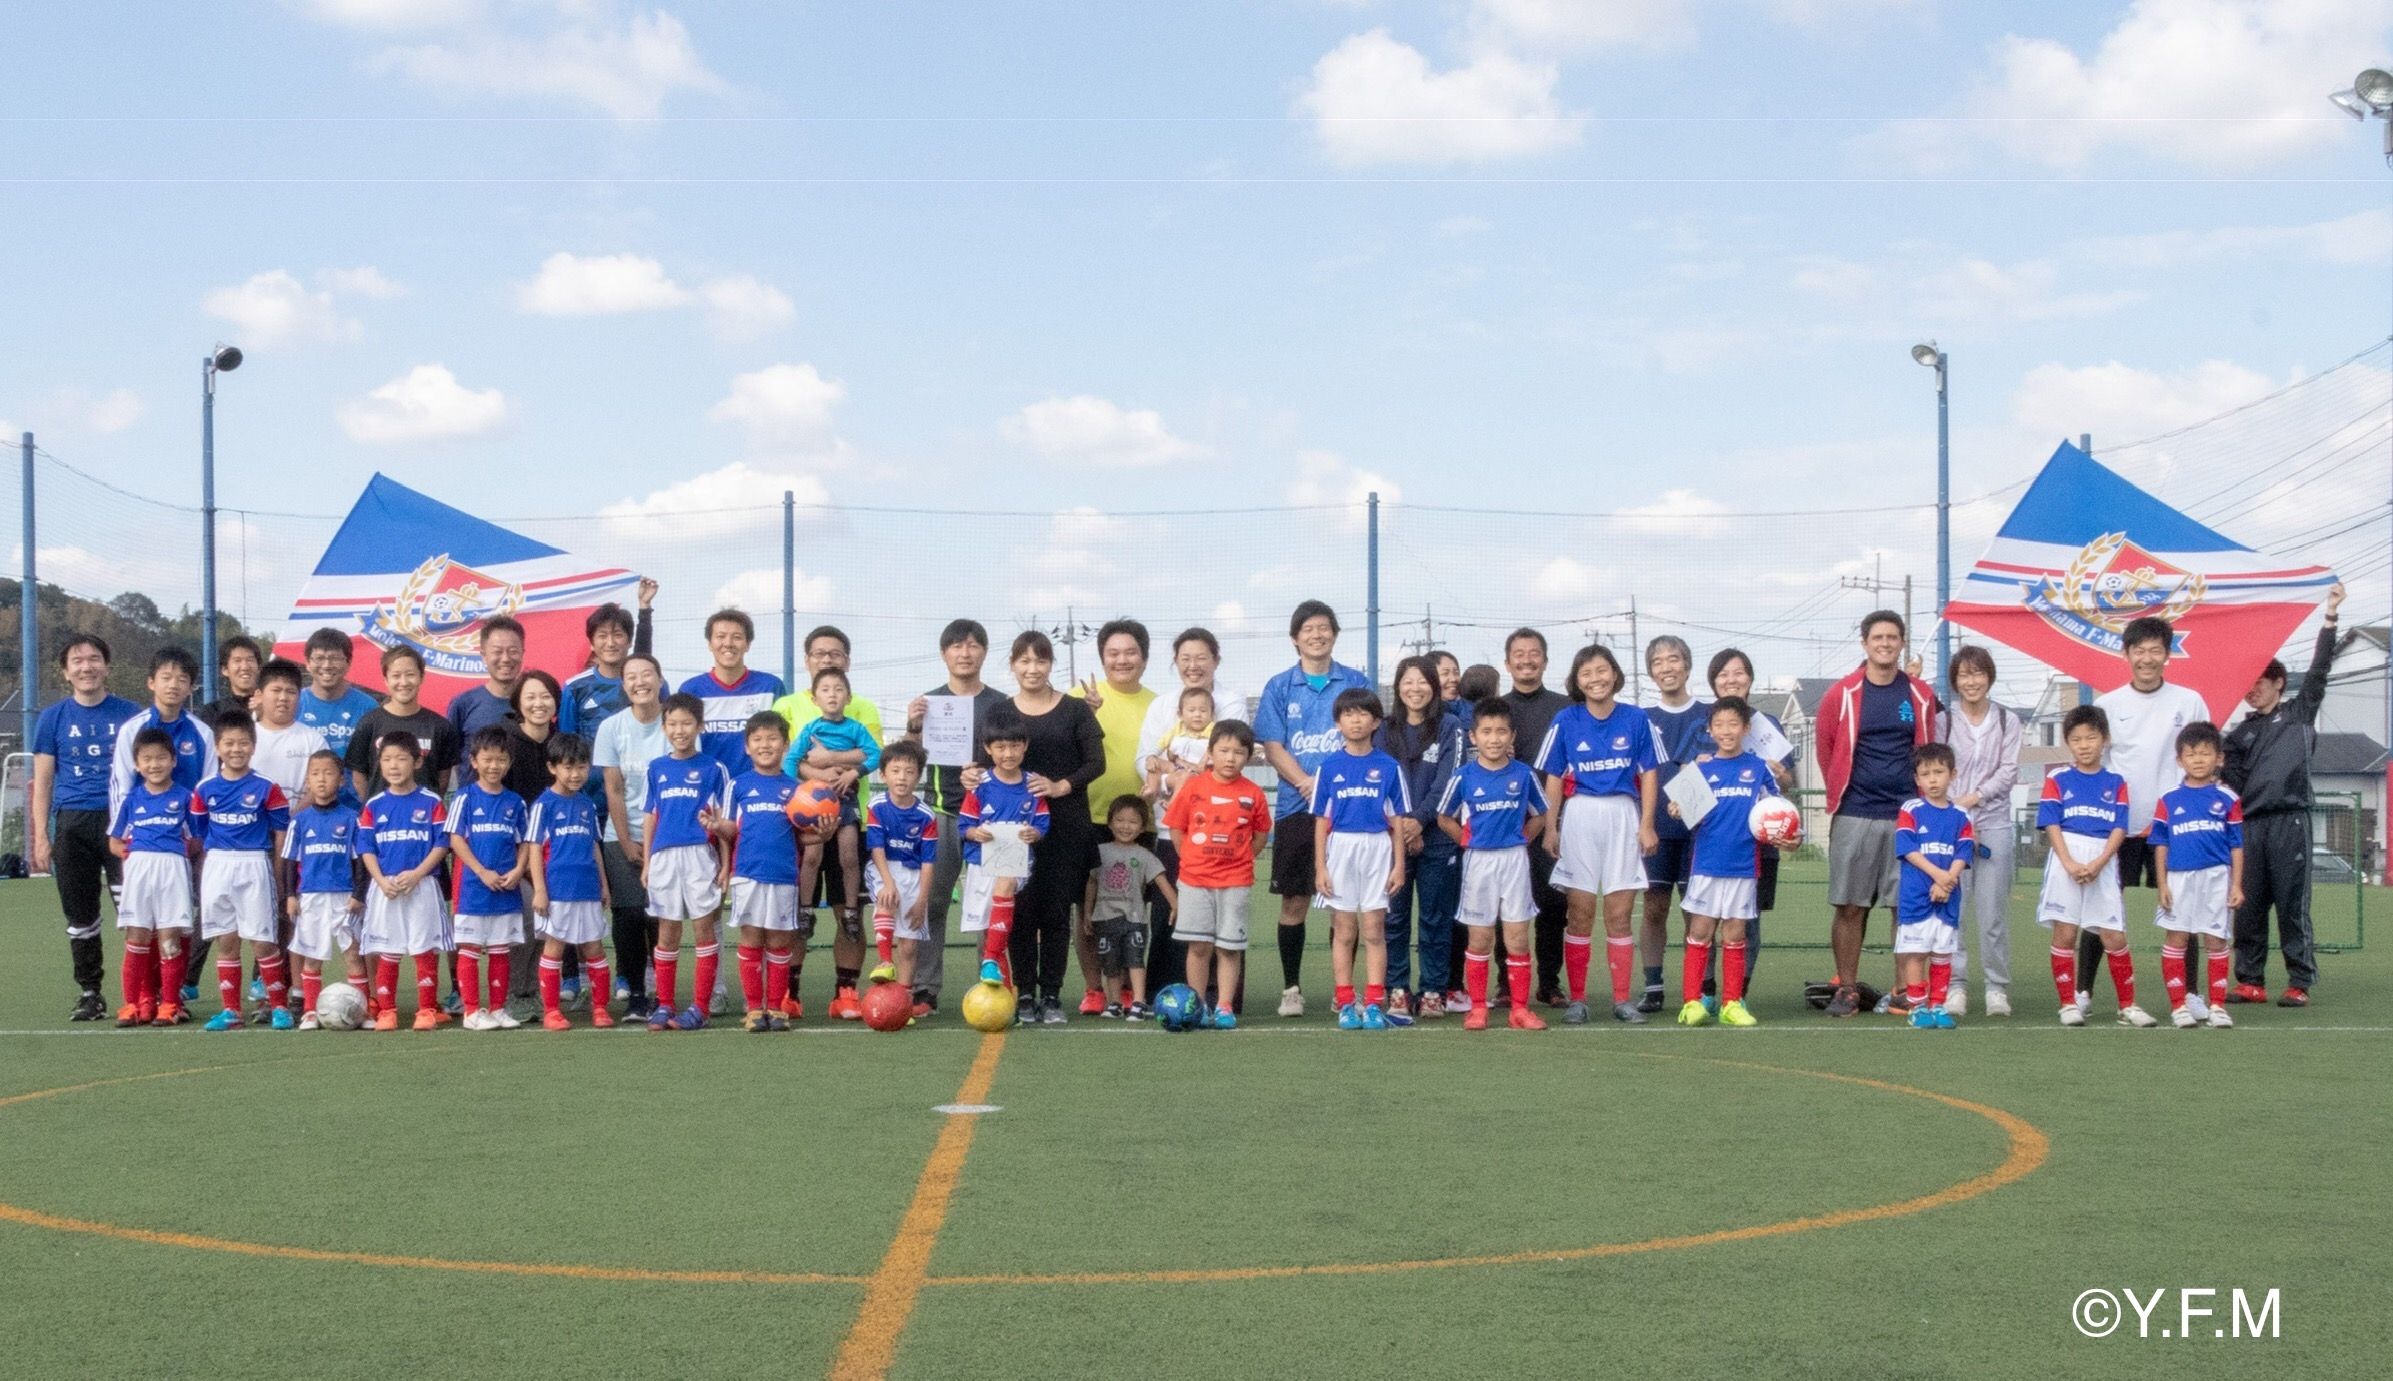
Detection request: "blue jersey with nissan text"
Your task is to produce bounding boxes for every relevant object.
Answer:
[731,769,801,885]
[2151,782,2244,872]
[447,782,529,914]
[112,783,195,856]
[1436,758,1546,851]
[283,803,362,894]
[868,796,939,870]
[35,694,140,812]
[1688,750,1775,879]
[644,753,733,851]
[357,788,447,875]
[191,772,290,853]
[528,790,605,904]
[960,774,1050,868]
[1645,698,1712,841]
[1252,659,1375,819]
[677,669,786,775]
[1895,797,1974,924]
[1310,747,1411,835]
[1536,702,1660,801]
[2038,766,2130,839]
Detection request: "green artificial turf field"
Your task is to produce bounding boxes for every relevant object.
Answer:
[1,865,2387,1380]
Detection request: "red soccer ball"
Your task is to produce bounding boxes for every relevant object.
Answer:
[860,982,913,1032]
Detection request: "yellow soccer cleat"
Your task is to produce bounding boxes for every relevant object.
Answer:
[1718,999,1758,1027]
[1676,999,1711,1027]
[867,962,898,985]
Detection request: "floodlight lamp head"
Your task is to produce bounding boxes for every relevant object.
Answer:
[2356,68,2393,112]
[211,345,243,373]
[1912,342,1941,368]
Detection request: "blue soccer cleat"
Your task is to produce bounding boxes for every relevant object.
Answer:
[979,959,1004,985]
[1360,1003,1389,1030]
[1910,1005,1938,1029]
[269,1006,295,1031]
[204,1007,243,1032]
[1933,1008,1958,1030]
[179,984,201,1004]
[673,1004,708,1031]
[248,978,266,1002]
[1337,1003,1363,1031]
[647,1002,675,1031]
[1213,1006,1237,1030]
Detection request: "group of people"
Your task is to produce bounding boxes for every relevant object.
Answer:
[26,579,2342,1033]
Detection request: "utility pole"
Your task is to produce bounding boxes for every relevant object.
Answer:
[1840,558,1914,660]
[1047,607,1094,684]
[780,490,796,690]
[19,432,35,752]
[1628,594,1641,703]
[1366,491,1380,689]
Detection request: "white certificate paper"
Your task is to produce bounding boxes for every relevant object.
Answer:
[982,822,1031,875]
[1746,715,1792,765]
[1665,767,1717,829]
[922,694,975,767]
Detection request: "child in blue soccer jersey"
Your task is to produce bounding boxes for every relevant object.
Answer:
[1664,698,1775,1028]
[642,693,734,1031]
[192,713,293,1031]
[282,750,367,1029]
[962,706,1050,993]
[2037,705,2150,1027]
[357,734,452,1032]
[528,734,614,1031]
[1310,687,1410,1031]
[729,711,803,1031]
[110,728,199,1026]
[1539,644,1661,1026]
[1894,742,1974,1030]
[1438,698,1550,1032]
[866,740,939,1007]
[788,666,881,953]
[449,727,532,1031]
[2152,722,2244,1029]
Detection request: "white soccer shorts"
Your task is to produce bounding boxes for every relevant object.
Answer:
[2038,833,2125,933]
[289,892,359,962]
[536,899,608,946]
[1458,845,1537,927]
[197,851,278,943]
[1316,831,1396,914]
[872,864,928,941]
[1684,874,1760,922]
[116,852,193,932]
[1550,793,1648,897]
[1893,916,1960,956]
[453,910,526,948]
[361,886,451,955]
[645,844,724,921]
[2156,864,2232,940]
[728,878,803,932]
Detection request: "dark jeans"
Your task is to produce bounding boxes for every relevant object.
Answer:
[1012,825,1091,1002]
[51,809,118,994]
[1385,843,1460,994]
[2234,811,2317,989]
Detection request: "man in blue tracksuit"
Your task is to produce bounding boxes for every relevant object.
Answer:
[1253,599,1373,1019]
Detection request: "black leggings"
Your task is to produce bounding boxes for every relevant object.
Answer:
[1010,825,1090,1001]
[52,809,117,993]
[613,907,656,997]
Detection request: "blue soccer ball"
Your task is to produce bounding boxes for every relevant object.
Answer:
[1155,983,1203,1032]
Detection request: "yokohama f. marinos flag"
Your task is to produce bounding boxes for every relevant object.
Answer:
[273,474,639,712]
[1946,442,2336,722]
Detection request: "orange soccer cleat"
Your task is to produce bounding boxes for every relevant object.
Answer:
[779,995,804,1022]
[411,1008,439,1031]
[588,1005,615,1029]
[374,1009,399,1032]
[152,1003,183,1027]
[1508,1006,1548,1031]
[829,987,862,1021]
[1078,987,1106,1016]
[542,1010,572,1031]
[1463,1006,1489,1031]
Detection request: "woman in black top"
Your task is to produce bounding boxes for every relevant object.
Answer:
[991,630,1104,1022]
[502,669,565,1003]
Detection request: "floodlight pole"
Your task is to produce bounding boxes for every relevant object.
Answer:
[19,432,35,751]
[1366,491,1380,688]
[1932,349,1950,689]
[200,355,220,704]
[781,489,796,689]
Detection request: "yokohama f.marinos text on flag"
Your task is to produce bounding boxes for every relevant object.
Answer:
[1944,442,2336,721]
[273,474,639,712]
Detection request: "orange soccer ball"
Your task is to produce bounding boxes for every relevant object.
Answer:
[785,780,843,828]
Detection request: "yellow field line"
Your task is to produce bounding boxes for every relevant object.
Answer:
[828,1033,1008,1381]
[924,1054,2047,1288]
[0,1065,231,1109]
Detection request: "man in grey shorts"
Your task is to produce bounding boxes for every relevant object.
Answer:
[1812,612,1938,1017]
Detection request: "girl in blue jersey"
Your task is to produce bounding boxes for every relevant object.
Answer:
[357,733,453,1032]
[1664,698,1775,1028]
[1310,688,1410,1030]
[1538,644,1660,1026]
[529,734,615,1031]
[283,750,367,1029]
[732,712,803,1031]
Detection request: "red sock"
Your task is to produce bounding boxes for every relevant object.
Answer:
[1505,953,1533,1011]
[158,946,186,1006]
[1928,959,1951,1007]
[738,944,764,1010]
[653,946,679,1011]
[693,943,720,1013]
[301,969,322,1015]
[765,949,790,1009]
[122,942,152,1008]
[539,955,564,1016]
[457,946,483,1013]
[1682,940,1710,1005]
[261,953,287,1009]
[873,911,895,965]
[1334,984,1355,1009]
[586,953,610,999]
[216,957,243,1013]
[2106,948,2136,1007]
[1907,981,1929,1007]
[1723,942,1748,1003]
[2161,945,2188,1008]
[982,895,1014,986]
[2206,950,2229,1007]
[2049,946,2076,1006]
[375,956,400,1011]
[1464,951,1490,1010]
[486,947,512,1012]
[413,952,440,1013]
[1563,934,1592,1002]
[1606,935,1634,1003]
[1363,983,1384,1007]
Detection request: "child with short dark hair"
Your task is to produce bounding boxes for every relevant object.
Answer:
[1895,741,1973,1030]
[2038,705,2149,1027]
[1085,795,1175,1019]
[2152,721,2243,1029]
[110,727,200,1026]
[1164,721,1270,1029]
[193,712,293,1031]
[283,749,368,1028]
[1437,697,1549,1031]
[528,733,614,1030]
[1312,687,1410,1030]
[642,692,734,1031]
[357,733,453,1031]
[866,739,938,1008]
[1664,697,1776,1028]
[962,706,1049,994]
[449,724,532,1031]
[729,710,803,1031]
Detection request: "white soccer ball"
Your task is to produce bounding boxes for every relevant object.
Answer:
[316,981,368,1031]
[1748,796,1803,848]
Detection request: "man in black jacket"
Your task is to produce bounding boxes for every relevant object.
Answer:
[2222,583,2342,1007]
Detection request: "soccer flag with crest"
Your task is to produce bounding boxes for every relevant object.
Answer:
[1945,442,2336,720]
[273,474,639,711]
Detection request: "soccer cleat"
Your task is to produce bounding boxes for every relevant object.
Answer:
[980,959,1005,985]
[179,983,200,1004]
[269,1007,295,1031]
[1040,999,1067,1025]
[1910,1006,1937,1029]
[910,999,933,1020]
[462,1010,492,1032]
[781,996,805,1022]
[2276,988,2309,1007]
[2058,1004,2085,1027]
[2117,1004,2158,1028]
[1613,1000,1648,1025]
[765,1010,790,1032]
[2172,1004,2198,1029]
[1508,1006,1547,1031]
[2227,983,2268,1004]
[373,1010,399,1032]
[590,1005,616,1029]
[2207,1005,2235,1028]
[647,1003,675,1031]
[1212,1006,1237,1030]
[1720,1000,1758,1028]
[248,978,265,1002]
[296,1011,321,1031]
[411,1008,438,1031]
[204,1007,243,1032]
[743,1009,770,1033]
[830,987,862,1021]
[1445,989,1470,1014]
[543,1010,572,1032]
[1361,1003,1390,1030]
[70,992,106,1022]
[1931,1009,1956,1030]
[1079,988,1106,1016]
[1563,1000,1590,1026]
[1125,1001,1153,1023]
[113,1003,140,1028]
[1418,991,1445,1019]
[442,990,464,1016]
[488,1007,522,1030]
[1637,986,1666,1014]
[1676,1000,1710,1027]
[674,1004,709,1031]
[1984,987,2012,1018]
[2186,993,2210,1023]
[709,986,732,1018]
[1338,1003,1363,1031]
[1823,985,1859,1019]
[1279,985,1306,1018]
[1700,995,1721,1018]
[151,1002,182,1027]
[1462,1005,1488,1031]
[867,962,898,985]
[1880,991,1912,1019]
[2075,989,2093,1017]
[1944,988,1967,1018]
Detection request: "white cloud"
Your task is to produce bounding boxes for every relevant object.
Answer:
[1790,252,2138,327]
[371,9,724,120]
[712,564,835,616]
[204,269,360,346]
[698,275,796,340]
[1530,555,1610,602]
[1609,488,1732,538]
[1010,506,1146,610]
[1468,0,1701,54]
[708,364,845,451]
[320,265,408,297]
[1000,395,1205,467]
[1297,30,1584,165]
[1287,450,1400,531]
[599,461,831,539]
[1962,0,2391,168]
[82,388,145,434]
[298,0,479,28]
[337,363,508,445]
[2077,208,2393,269]
[516,251,689,315]
[2012,358,2278,445]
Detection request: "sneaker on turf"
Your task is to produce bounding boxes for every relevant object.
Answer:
[1046,998,1071,1024]
[297,1011,321,1031]
[1445,989,1470,1014]
[1079,987,1106,1016]
[1212,1007,1237,1030]
[2058,1004,2085,1027]
[204,1007,243,1032]
[647,1003,675,1031]
[2186,993,2210,1022]
[2076,989,2093,1016]
[1102,1001,1124,1020]
[269,1007,295,1031]
[2227,982,2267,1004]
[116,1003,144,1028]
[1337,1003,1363,1031]
[2207,1005,2235,1028]
[1125,1000,1153,1022]
[1880,991,1912,1018]
[544,1011,573,1032]
[492,1007,525,1030]
[744,1009,770,1033]
[1279,985,1306,1018]
[441,990,464,1016]
[1676,1000,1710,1027]
[1563,1000,1591,1026]
[1637,986,1666,1014]
[373,1010,398,1032]
[70,991,106,1022]
[709,985,732,1018]
[2172,1004,2197,1028]
[764,1011,789,1032]
[626,994,654,1020]
[1382,1001,1414,1028]
[590,1006,616,1029]
[462,1010,491,1032]
[1361,1003,1390,1030]
[1824,984,1859,1019]
[1700,994,1721,1018]
[1719,999,1758,1028]
[613,978,631,1003]
[248,978,265,1002]
[560,976,583,1010]
[2276,987,2309,1007]
[1985,987,2011,1018]
[1931,1009,1956,1030]
[1508,1006,1547,1031]
[1418,992,1445,1019]
[1944,987,1968,1018]
[1387,989,1412,1021]
[910,999,933,1021]
[980,959,1005,985]
[1613,1000,1648,1025]
[1909,1006,1938,1029]
[674,1004,709,1031]
[2118,1004,2158,1028]
[179,983,200,1004]
[1462,1005,1488,1031]
[411,1008,439,1031]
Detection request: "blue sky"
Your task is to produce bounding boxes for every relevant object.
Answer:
[4,0,2390,701]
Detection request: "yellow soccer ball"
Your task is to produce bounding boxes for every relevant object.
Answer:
[961,981,1017,1033]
